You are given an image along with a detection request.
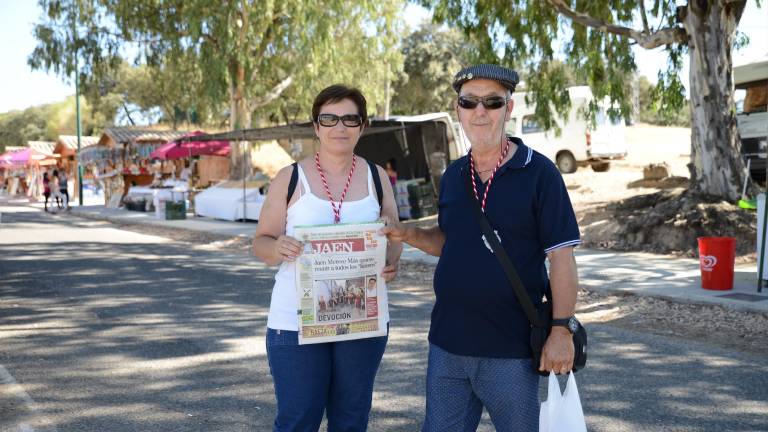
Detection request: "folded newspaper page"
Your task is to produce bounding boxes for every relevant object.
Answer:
[294,221,387,344]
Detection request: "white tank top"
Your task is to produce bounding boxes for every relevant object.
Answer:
[266,163,389,331]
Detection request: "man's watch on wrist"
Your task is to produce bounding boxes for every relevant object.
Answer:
[551,316,579,334]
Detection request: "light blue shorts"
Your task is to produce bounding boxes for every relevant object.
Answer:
[422,344,539,432]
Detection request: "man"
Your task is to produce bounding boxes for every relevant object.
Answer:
[382,64,581,431]
[366,277,377,296]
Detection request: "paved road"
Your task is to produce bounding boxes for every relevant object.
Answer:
[0,205,766,431]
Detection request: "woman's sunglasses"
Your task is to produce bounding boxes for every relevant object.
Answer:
[316,113,363,127]
[457,95,508,110]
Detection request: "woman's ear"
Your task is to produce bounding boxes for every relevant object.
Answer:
[313,122,319,137]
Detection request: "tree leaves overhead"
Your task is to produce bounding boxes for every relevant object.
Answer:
[424,0,648,128]
[390,23,477,116]
[28,0,405,128]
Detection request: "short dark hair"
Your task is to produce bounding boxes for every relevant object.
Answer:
[311,84,368,128]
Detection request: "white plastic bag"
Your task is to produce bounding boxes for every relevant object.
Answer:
[540,372,587,432]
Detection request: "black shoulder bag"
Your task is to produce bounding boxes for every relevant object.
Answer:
[464,172,587,375]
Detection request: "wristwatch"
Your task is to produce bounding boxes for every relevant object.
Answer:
[551,316,579,334]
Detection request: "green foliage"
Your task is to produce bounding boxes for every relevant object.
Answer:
[29,0,405,130]
[424,0,657,130]
[637,75,690,126]
[0,96,108,151]
[390,23,478,115]
[256,1,405,124]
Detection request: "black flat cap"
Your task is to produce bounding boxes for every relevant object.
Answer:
[452,64,519,93]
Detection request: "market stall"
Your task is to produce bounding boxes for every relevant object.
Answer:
[194,180,266,221]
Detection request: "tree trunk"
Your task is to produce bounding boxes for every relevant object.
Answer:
[229,60,252,180]
[684,1,750,201]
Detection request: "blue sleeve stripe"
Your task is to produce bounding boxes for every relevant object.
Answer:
[525,147,532,165]
[544,239,581,253]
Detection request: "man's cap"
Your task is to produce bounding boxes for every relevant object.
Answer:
[452,64,519,93]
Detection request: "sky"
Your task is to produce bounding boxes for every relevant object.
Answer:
[0,1,766,114]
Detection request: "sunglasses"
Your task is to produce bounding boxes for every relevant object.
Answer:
[316,113,363,127]
[457,95,509,110]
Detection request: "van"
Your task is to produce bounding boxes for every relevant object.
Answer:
[734,58,768,182]
[505,86,627,173]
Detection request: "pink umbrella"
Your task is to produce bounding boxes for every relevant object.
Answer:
[0,148,52,165]
[150,131,230,160]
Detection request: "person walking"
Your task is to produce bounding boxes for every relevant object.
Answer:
[382,64,582,432]
[42,172,51,212]
[252,84,403,432]
[58,169,69,210]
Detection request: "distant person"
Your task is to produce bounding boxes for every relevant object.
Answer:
[58,169,69,210]
[385,158,398,187]
[252,84,402,431]
[51,170,63,210]
[42,172,51,212]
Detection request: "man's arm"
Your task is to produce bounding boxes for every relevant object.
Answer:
[539,246,578,374]
[381,220,445,257]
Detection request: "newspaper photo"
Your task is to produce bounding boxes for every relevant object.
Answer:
[294,221,387,344]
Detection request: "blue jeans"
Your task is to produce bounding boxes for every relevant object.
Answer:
[422,344,539,432]
[266,327,388,432]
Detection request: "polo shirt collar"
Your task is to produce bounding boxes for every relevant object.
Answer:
[462,135,533,172]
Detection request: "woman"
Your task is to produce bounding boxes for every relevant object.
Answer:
[253,84,402,432]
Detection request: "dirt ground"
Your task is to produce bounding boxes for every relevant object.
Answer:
[564,123,757,262]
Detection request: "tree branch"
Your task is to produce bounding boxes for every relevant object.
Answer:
[639,1,650,34]
[546,0,688,49]
[248,76,293,112]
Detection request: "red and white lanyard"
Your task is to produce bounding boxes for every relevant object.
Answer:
[315,152,357,223]
[469,139,510,212]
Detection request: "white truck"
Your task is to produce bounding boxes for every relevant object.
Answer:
[505,86,627,173]
[734,58,768,182]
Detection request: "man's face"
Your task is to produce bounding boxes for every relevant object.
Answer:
[456,78,513,147]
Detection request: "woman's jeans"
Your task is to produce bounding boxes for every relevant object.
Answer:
[266,327,388,432]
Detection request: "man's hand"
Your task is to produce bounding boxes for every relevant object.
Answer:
[381,262,398,282]
[539,327,574,375]
[380,217,411,243]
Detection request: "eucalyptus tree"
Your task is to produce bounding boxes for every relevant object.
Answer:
[391,23,479,115]
[425,0,758,200]
[29,0,404,178]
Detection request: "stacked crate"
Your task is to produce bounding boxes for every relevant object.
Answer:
[407,182,437,219]
[394,180,418,220]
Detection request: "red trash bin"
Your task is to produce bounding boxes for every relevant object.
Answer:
[697,237,736,290]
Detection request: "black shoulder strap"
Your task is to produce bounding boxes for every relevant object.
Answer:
[367,159,383,210]
[286,162,298,205]
[464,171,544,327]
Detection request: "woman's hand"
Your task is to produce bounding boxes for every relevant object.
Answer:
[274,235,303,262]
[381,261,398,282]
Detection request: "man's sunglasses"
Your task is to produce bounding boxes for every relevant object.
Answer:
[316,113,363,127]
[457,95,509,110]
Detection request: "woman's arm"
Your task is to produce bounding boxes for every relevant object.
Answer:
[377,165,403,281]
[252,165,303,266]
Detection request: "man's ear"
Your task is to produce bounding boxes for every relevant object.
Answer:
[505,99,514,122]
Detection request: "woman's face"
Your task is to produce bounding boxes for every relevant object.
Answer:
[314,98,363,156]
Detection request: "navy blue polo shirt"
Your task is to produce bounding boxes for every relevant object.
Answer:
[430,137,580,358]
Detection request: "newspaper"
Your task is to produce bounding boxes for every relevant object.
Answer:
[294,221,387,344]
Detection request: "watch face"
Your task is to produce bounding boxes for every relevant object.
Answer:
[568,317,579,333]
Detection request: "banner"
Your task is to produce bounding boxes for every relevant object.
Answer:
[294,222,387,344]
